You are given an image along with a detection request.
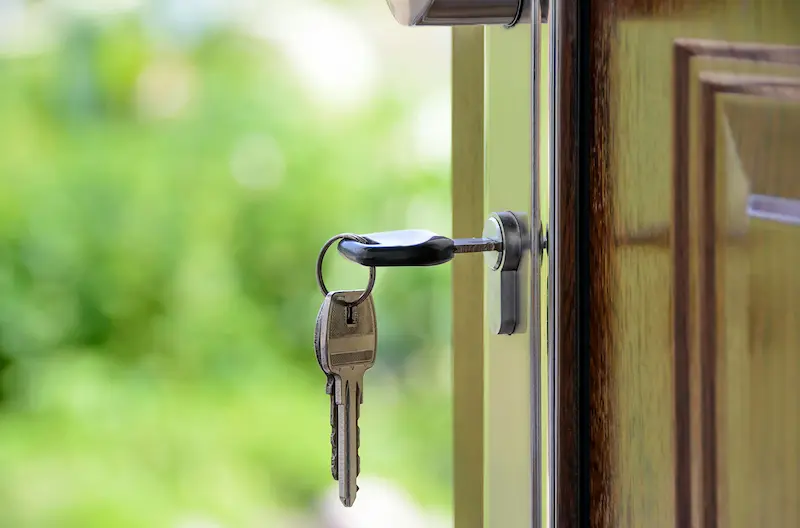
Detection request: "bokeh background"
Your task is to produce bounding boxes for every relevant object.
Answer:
[0,0,453,526]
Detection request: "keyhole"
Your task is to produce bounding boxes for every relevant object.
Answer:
[346,305,356,326]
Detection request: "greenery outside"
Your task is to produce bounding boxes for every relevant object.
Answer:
[0,1,453,526]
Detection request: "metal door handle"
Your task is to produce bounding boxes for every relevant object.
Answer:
[385,0,532,26]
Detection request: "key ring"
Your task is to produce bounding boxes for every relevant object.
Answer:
[316,233,376,307]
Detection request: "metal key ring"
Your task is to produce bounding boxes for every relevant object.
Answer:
[316,233,376,307]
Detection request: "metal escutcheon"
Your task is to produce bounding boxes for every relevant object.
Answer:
[483,211,527,335]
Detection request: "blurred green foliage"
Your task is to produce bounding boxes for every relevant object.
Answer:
[0,9,451,526]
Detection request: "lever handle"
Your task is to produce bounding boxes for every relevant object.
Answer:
[337,230,502,267]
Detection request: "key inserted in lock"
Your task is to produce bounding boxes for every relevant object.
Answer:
[336,230,502,267]
[337,211,528,335]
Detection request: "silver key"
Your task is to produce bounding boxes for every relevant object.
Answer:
[315,305,339,481]
[315,290,377,507]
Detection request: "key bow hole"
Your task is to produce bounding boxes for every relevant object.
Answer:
[345,305,357,326]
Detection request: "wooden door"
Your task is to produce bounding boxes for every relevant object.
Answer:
[550,0,800,526]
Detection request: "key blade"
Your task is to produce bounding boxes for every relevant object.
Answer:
[337,375,361,507]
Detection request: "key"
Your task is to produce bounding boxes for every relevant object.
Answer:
[315,290,377,507]
[336,229,503,267]
[316,291,376,506]
[315,302,339,481]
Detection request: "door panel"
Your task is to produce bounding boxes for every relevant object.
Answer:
[676,41,800,528]
[484,24,535,528]
[704,88,800,527]
[550,0,800,526]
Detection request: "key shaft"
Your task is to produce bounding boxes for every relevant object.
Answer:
[335,373,362,506]
[452,237,503,254]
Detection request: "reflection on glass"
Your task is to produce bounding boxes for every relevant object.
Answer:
[748,194,800,225]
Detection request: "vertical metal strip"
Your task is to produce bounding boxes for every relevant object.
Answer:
[452,26,485,528]
[547,3,559,521]
[548,2,558,525]
[531,4,544,527]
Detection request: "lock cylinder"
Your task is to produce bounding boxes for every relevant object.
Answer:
[385,0,531,27]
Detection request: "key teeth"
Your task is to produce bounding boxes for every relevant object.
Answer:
[330,420,338,480]
[329,383,338,481]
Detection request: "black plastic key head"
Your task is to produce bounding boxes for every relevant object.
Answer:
[337,230,456,267]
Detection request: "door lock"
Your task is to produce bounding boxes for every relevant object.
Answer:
[337,211,531,335]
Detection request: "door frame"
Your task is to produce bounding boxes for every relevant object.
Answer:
[548,0,587,526]
[452,26,486,528]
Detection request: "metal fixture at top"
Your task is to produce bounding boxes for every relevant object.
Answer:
[385,0,532,26]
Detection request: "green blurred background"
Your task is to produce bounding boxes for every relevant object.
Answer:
[0,0,453,526]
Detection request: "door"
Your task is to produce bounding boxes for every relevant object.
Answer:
[397,0,799,526]
[550,0,800,526]
[378,5,549,525]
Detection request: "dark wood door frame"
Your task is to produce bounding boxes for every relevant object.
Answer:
[549,0,594,527]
